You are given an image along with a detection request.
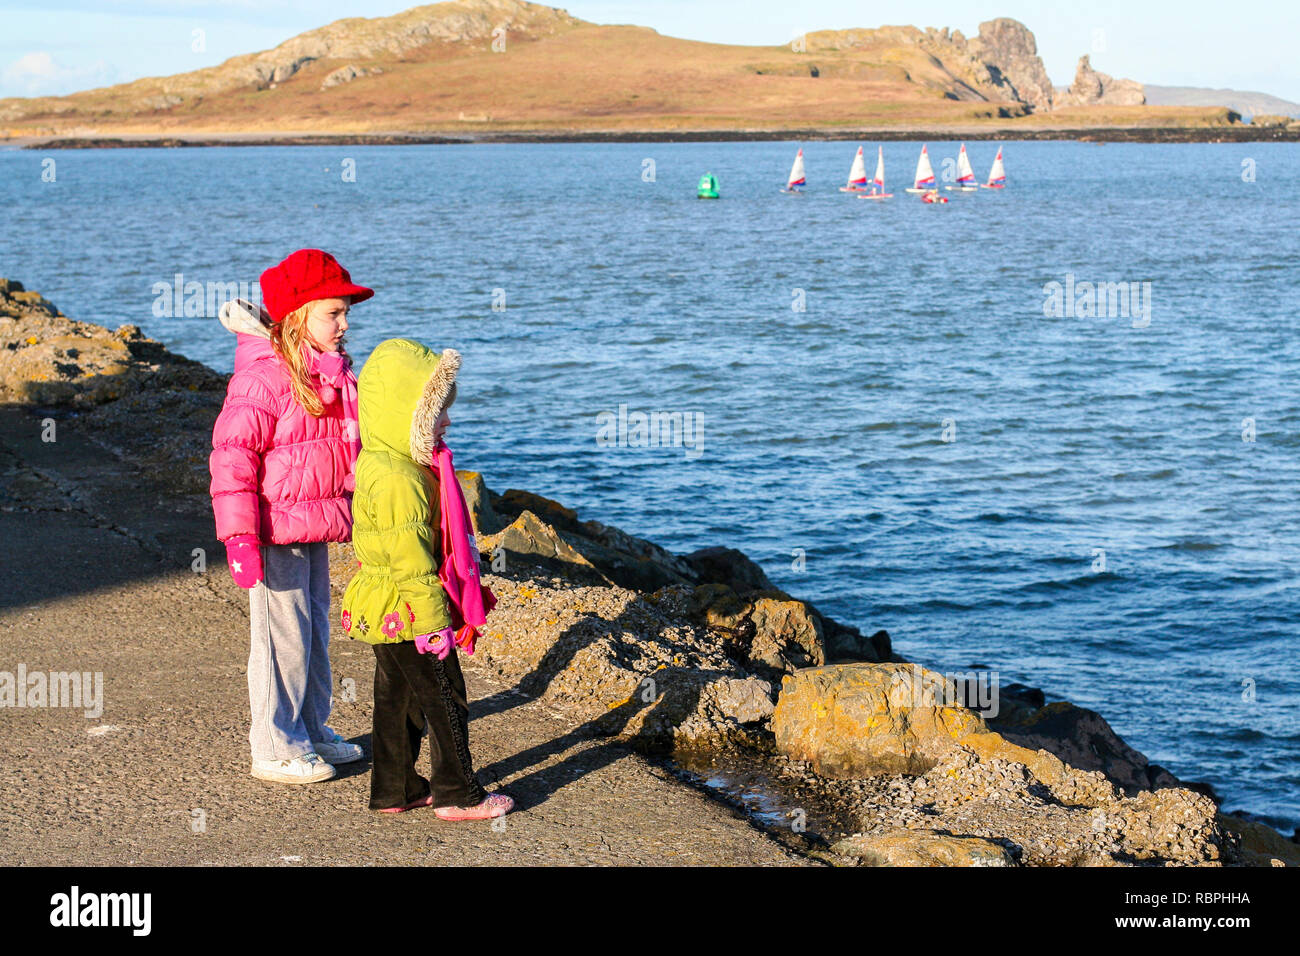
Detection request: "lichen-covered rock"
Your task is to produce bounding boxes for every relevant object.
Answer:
[0,279,225,408]
[832,827,1018,867]
[487,489,697,592]
[833,744,1230,866]
[572,518,698,591]
[774,659,1217,814]
[749,594,825,671]
[708,676,777,724]
[773,663,988,776]
[687,583,832,675]
[477,510,607,585]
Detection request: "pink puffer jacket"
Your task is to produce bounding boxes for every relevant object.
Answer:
[209,300,357,545]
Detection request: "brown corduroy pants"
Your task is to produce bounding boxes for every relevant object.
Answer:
[369,641,487,811]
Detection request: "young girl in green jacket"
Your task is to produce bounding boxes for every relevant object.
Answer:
[341,338,513,819]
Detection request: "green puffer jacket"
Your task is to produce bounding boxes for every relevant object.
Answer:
[340,339,460,645]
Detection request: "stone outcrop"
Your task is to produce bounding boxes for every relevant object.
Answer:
[990,699,1190,796]
[772,662,1204,798]
[681,546,891,665]
[773,663,988,776]
[834,744,1230,866]
[804,17,1053,111]
[225,0,576,91]
[0,279,224,408]
[832,827,1018,866]
[1249,113,1297,128]
[1058,55,1145,107]
[470,573,783,752]
[771,662,1270,865]
[320,64,384,90]
[481,489,698,592]
[689,583,825,673]
[682,545,775,594]
[964,18,1055,110]
[1219,814,1300,866]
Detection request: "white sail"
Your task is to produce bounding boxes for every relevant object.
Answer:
[912,144,935,190]
[987,146,1006,186]
[787,148,806,189]
[872,146,885,191]
[846,146,867,188]
[956,143,976,185]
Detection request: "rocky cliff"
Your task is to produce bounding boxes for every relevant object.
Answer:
[802,18,1053,111]
[965,17,1056,110]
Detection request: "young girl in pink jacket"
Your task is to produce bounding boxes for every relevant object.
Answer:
[209,249,371,785]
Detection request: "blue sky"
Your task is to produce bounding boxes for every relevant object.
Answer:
[3,0,1298,102]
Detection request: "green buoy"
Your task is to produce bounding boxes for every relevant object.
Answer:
[697,172,719,199]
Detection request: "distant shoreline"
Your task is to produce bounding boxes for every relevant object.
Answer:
[9,125,1300,149]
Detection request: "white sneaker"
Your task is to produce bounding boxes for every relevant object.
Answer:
[313,730,363,765]
[251,752,337,784]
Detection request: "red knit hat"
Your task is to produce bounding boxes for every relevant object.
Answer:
[259,249,374,322]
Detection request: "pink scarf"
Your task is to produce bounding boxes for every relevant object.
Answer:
[433,442,496,654]
[311,348,361,492]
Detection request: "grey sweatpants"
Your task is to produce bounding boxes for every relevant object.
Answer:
[247,542,334,761]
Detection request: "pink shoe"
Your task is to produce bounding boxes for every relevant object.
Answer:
[377,795,434,814]
[434,793,514,821]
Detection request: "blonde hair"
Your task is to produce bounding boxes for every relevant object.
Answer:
[270,302,349,417]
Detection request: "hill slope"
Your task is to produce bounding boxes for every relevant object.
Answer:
[1144,85,1300,119]
[0,0,1238,137]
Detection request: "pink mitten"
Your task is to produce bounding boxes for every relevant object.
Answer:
[225,533,263,589]
[414,627,455,660]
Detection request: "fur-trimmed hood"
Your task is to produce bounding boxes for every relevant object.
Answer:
[357,338,459,467]
[218,298,273,339]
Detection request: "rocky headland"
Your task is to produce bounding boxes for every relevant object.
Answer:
[0,2,1242,142]
[2,278,1296,867]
